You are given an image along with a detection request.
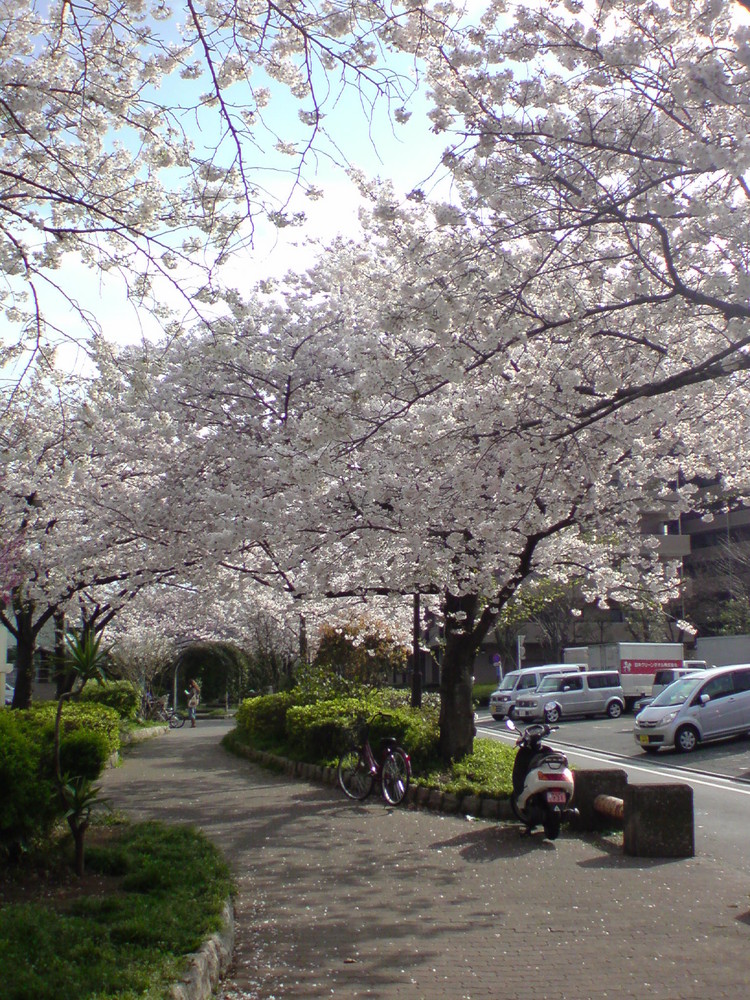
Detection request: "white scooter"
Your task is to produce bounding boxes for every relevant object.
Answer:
[506,720,577,840]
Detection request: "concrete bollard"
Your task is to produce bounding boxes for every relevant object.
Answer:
[623,783,694,858]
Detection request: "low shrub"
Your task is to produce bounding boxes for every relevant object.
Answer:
[284,697,376,763]
[394,707,440,774]
[418,738,514,798]
[0,712,57,858]
[0,702,120,860]
[238,687,442,774]
[262,689,438,769]
[58,729,112,782]
[235,691,297,747]
[27,702,121,758]
[79,680,140,721]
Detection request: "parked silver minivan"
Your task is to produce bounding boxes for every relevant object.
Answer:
[634,664,750,753]
[514,671,625,723]
[489,664,584,720]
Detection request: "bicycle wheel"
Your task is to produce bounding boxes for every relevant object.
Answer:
[337,747,374,800]
[381,749,410,806]
[169,711,186,729]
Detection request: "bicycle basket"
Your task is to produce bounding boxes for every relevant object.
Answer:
[378,736,398,754]
[347,717,369,744]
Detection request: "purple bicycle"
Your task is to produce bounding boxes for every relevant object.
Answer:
[337,713,411,806]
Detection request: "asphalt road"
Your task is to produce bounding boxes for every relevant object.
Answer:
[477,710,750,874]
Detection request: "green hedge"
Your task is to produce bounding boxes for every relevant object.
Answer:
[58,729,112,782]
[236,690,441,773]
[0,702,120,859]
[230,686,516,798]
[235,692,297,746]
[0,712,57,856]
[79,680,141,720]
[285,697,374,763]
[27,702,121,758]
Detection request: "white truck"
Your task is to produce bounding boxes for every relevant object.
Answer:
[563,642,684,710]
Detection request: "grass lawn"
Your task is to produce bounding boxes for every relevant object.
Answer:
[0,818,234,1000]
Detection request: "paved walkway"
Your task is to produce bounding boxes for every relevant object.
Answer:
[99,720,750,1000]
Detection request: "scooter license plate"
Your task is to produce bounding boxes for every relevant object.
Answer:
[546,790,567,805]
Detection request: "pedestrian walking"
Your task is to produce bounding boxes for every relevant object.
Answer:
[186,679,201,727]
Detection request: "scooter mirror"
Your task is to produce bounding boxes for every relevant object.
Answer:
[505,719,518,733]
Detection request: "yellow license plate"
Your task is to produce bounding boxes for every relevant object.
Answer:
[638,735,650,745]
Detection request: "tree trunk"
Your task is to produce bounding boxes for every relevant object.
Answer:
[54,611,74,696]
[438,593,481,762]
[69,817,89,878]
[10,605,35,709]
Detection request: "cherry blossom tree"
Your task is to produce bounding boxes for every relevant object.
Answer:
[0,0,453,381]
[9,0,750,765]
[140,182,750,758]
[0,351,218,706]
[424,0,750,421]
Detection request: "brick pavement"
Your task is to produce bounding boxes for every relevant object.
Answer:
[99,720,750,1000]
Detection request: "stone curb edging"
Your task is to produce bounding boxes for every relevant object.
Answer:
[228,739,515,822]
[169,898,235,1000]
[121,724,170,746]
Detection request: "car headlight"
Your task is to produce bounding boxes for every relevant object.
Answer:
[659,710,680,725]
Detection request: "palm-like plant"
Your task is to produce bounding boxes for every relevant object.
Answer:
[54,631,111,875]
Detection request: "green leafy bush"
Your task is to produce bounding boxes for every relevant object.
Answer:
[243,686,441,773]
[235,692,297,746]
[27,702,121,758]
[79,680,140,720]
[58,729,111,782]
[419,738,514,798]
[393,707,440,774]
[0,703,120,860]
[233,683,442,776]
[285,697,374,762]
[292,661,358,703]
[0,712,57,858]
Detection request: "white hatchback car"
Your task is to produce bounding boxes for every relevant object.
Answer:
[634,664,750,753]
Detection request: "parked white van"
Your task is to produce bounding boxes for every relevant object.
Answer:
[489,664,585,721]
[633,664,750,753]
[651,666,706,697]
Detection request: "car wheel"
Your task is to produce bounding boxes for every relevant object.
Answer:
[606,700,623,719]
[674,725,699,753]
[544,705,560,724]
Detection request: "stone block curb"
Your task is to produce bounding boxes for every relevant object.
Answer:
[226,738,514,822]
[170,898,235,1000]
